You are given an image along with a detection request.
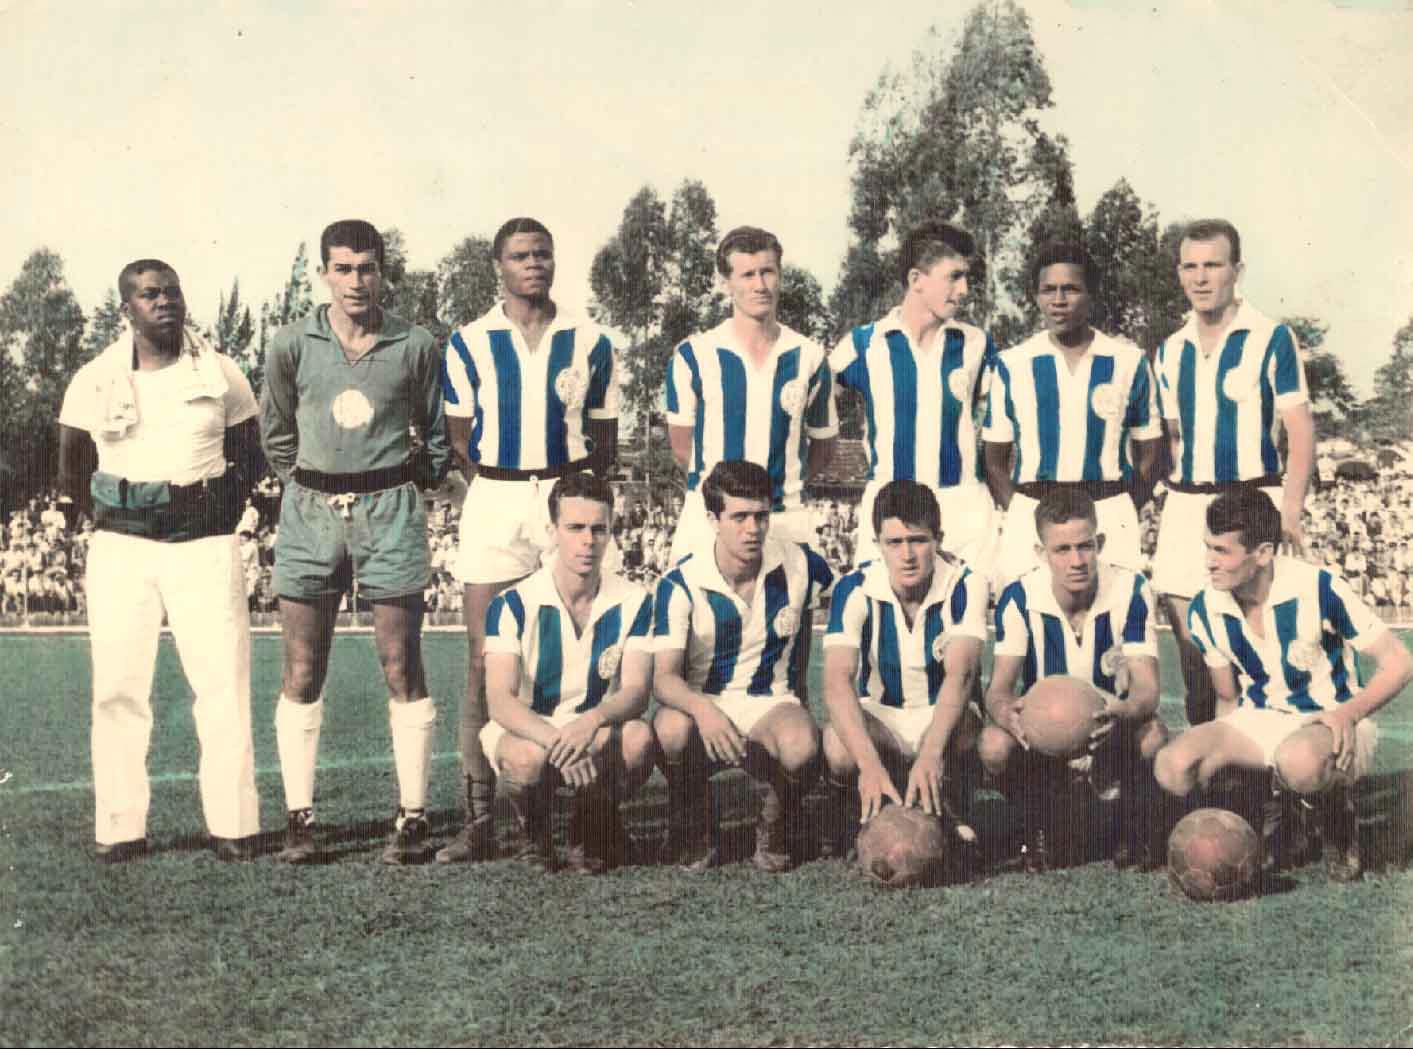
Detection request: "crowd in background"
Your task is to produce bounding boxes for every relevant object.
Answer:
[6,456,1412,625]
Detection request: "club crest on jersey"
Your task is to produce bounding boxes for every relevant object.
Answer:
[1089,383,1125,421]
[1099,646,1125,677]
[1286,638,1324,672]
[331,389,374,430]
[1220,363,1260,403]
[554,367,588,407]
[777,378,806,415]
[946,368,972,402]
[596,643,622,681]
[773,606,800,638]
[931,634,950,663]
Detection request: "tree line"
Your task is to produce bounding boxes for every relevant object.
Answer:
[2,0,1408,513]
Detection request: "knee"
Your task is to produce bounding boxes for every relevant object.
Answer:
[1274,727,1337,796]
[1137,718,1169,762]
[498,737,548,787]
[619,719,656,771]
[976,725,1016,777]
[377,648,412,695]
[821,725,856,777]
[768,709,820,773]
[282,656,322,701]
[1153,744,1193,797]
[653,707,695,757]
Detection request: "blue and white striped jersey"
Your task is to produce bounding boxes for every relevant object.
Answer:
[983,330,1161,483]
[828,308,996,488]
[442,302,618,470]
[654,537,833,698]
[484,566,653,719]
[1154,302,1307,485]
[823,558,989,709]
[664,319,837,512]
[1187,557,1385,716]
[993,563,1159,696]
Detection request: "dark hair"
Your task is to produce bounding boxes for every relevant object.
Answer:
[715,226,782,277]
[702,460,772,515]
[898,221,975,287]
[320,220,385,268]
[871,479,941,540]
[1034,489,1098,538]
[117,259,178,302]
[1206,488,1281,551]
[493,217,553,260]
[548,472,615,522]
[1180,218,1242,266]
[1031,241,1100,294]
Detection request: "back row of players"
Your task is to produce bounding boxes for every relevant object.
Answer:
[59,216,1410,880]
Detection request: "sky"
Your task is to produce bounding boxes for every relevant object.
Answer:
[3,0,1410,392]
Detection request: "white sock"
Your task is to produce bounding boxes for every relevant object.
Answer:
[389,697,436,811]
[274,695,323,811]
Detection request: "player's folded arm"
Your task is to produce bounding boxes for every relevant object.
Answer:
[484,650,559,753]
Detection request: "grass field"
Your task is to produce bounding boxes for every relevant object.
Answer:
[4,630,1413,1048]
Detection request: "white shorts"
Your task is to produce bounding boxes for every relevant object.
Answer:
[995,490,1142,588]
[1221,705,1379,783]
[668,490,817,566]
[455,473,620,584]
[1152,485,1282,598]
[859,701,937,759]
[479,705,582,776]
[853,479,998,578]
[711,691,805,737]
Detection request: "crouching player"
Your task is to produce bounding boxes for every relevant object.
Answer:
[981,491,1169,871]
[654,460,833,873]
[481,473,656,873]
[820,480,987,859]
[1154,490,1412,882]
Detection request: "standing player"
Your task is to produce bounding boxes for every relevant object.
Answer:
[654,460,833,872]
[665,226,837,562]
[58,259,263,861]
[1155,491,1411,881]
[829,221,998,575]
[820,480,987,858]
[439,218,620,863]
[261,220,451,865]
[1152,219,1316,726]
[480,473,655,873]
[983,242,1161,584]
[981,491,1169,871]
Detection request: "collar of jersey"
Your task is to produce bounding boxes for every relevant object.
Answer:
[678,536,791,598]
[518,561,637,621]
[858,555,963,609]
[1198,555,1311,621]
[1011,328,1121,362]
[1021,560,1124,618]
[703,317,810,361]
[302,304,413,346]
[1177,299,1268,346]
[472,300,588,339]
[877,306,968,345]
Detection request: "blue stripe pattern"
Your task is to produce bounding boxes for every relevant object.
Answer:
[487,330,522,469]
[1214,332,1248,482]
[1319,570,1356,700]
[938,329,966,485]
[877,603,904,708]
[1033,356,1060,480]
[655,573,687,637]
[923,604,945,704]
[702,590,742,695]
[1091,611,1116,694]
[586,334,613,412]
[447,332,485,462]
[1222,614,1269,707]
[766,349,801,512]
[544,330,575,468]
[886,331,918,481]
[1177,342,1197,483]
[582,605,623,713]
[749,566,792,695]
[1082,355,1116,481]
[857,597,874,698]
[843,325,880,480]
[717,348,747,463]
[680,348,706,490]
[531,606,562,714]
[1123,574,1148,644]
[1040,613,1067,677]
[1273,598,1319,711]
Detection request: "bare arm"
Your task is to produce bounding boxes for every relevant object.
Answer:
[57,424,97,520]
[654,645,746,765]
[1130,437,1162,511]
[1111,654,1160,724]
[822,644,902,820]
[907,636,980,814]
[546,648,653,769]
[1279,402,1315,555]
[1210,662,1241,721]
[1313,631,1413,770]
[668,424,694,471]
[447,416,476,479]
[223,417,266,504]
[585,417,617,478]
[982,441,1015,512]
[485,652,561,752]
[983,651,1027,745]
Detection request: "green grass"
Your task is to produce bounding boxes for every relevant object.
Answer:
[3,632,1413,1048]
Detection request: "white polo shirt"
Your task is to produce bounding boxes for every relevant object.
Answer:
[984,330,1161,483]
[829,308,995,488]
[824,557,988,709]
[443,302,619,471]
[1187,557,1387,716]
[484,565,654,719]
[1154,302,1307,485]
[654,536,833,698]
[665,319,837,511]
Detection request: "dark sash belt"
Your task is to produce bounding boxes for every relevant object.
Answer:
[1015,479,1131,502]
[474,458,594,482]
[1167,474,1282,496]
[293,460,416,495]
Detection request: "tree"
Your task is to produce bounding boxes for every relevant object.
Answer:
[1279,316,1356,435]
[252,243,316,393]
[1363,318,1413,443]
[1083,180,1188,352]
[372,227,444,340]
[83,288,125,358]
[0,249,86,506]
[834,2,1074,334]
[436,235,498,334]
[211,278,255,377]
[777,264,832,343]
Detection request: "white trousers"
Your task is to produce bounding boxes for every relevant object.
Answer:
[86,530,259,845]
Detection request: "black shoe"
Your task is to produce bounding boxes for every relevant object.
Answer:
[1021,828,1050,875]
[435,815,496,864]
[1323,785,1362,884]
[95,838,148,864]
[212,836,256,862]
[382,809,433,866]
[275,808,320,865]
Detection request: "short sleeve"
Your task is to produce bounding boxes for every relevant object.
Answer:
[585,331,619,420]
[1119,573,1159,660]
[664,344,699,428]
[653,573,693,652]
[982,355,1015,442]
[1266,324,1308,409]
[1321,569,1390,654]
[58,365,99,433]
[1187,593,1230,668]
[802,544,835,604]
[484,589,527,656]
[948,569,989,642]
[442,329,479,420]
[1155,339,1181,421]
[1126,356,1162,440]
[823,572,869,650]
[992,581,1030,659]
[623,589,655,654]
[803,350,838,438]
[219,354,259,426]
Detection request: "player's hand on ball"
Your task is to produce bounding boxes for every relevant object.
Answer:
[698,705,746,766]
[1002,700,1030,750]
[904,748,945,816]
[1086,698,1121,752]
[858,764,903,822]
